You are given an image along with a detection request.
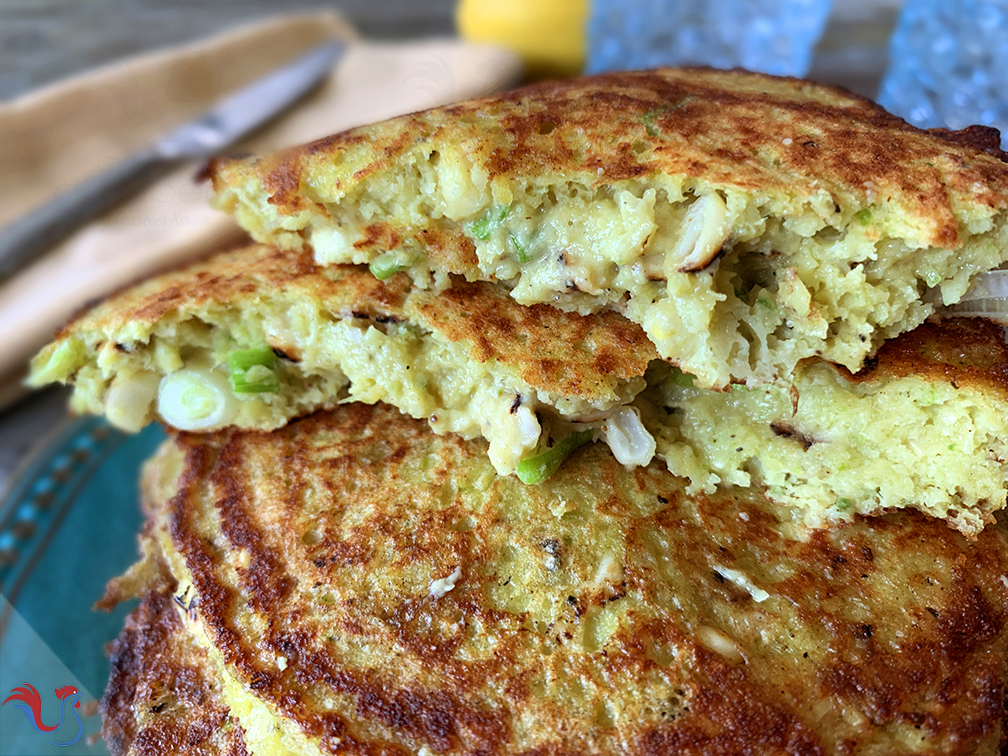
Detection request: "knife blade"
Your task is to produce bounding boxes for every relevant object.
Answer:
[0,40,345,281]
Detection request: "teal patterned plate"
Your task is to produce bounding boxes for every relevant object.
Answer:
[0,417,165,756]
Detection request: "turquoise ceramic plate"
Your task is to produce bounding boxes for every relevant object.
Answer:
[0,417,166,756]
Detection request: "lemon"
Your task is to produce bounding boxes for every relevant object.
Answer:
[456,0,587,78]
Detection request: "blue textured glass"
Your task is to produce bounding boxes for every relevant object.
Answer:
[878,0,1008,148]
[586,0,833,77]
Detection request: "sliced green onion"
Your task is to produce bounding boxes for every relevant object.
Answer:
[369,252,412,281]
[516,430,593,485]
[229,347,280,393]
[855,209,872,225]
[670,369,695,388]
[470,217,492,239]
[158,369,237,430]
[641,107,668,137]
[231,367,280,394]
[510,233,530,263]
[229,347,275,371]
[469,205,511,240]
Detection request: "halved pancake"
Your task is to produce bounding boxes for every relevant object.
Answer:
[29,243,655,474]
[648,317,1008,536]
[115,403,1008,755]
[29,243,1008,532]
[208,68,1008,389]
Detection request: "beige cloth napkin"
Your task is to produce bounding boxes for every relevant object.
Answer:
[0,12,522,405]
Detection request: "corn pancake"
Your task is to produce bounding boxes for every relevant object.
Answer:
[28,239,1008,531]
[647,317,1008,536]
[101,402,1008,756]
[100,592,250,756]
[208,68,1008,390]
[28,243,655,474]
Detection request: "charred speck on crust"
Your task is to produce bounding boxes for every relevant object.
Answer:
[271,346,300,363]
[172,589,198,620]
[566,595,585,618]
[770,422,815,451]
[348,310,403,326]
[679,244,727,273]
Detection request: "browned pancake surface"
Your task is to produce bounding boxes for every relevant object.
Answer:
[48,243,654,404]
[851,316,1008,397]
[100,592,249,756]
[211,67,1008,263]
[142,403,1008,755]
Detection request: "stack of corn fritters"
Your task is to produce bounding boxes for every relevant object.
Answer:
[32,69,1008,755]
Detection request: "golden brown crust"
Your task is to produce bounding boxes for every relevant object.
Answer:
[845,316,1008,397]
[100,591,250,756]
[55,245,408,340]
[211,67,1008,262]
[148,403,1008,755]
[927,124,1008,161]
[52,243,655,403]
[409,279,656,397]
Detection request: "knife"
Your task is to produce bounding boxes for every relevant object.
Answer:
[0,40,345,280]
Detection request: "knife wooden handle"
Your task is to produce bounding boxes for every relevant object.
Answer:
[0,147,168,280]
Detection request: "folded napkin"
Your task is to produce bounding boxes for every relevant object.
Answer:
[0,12,522,405]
